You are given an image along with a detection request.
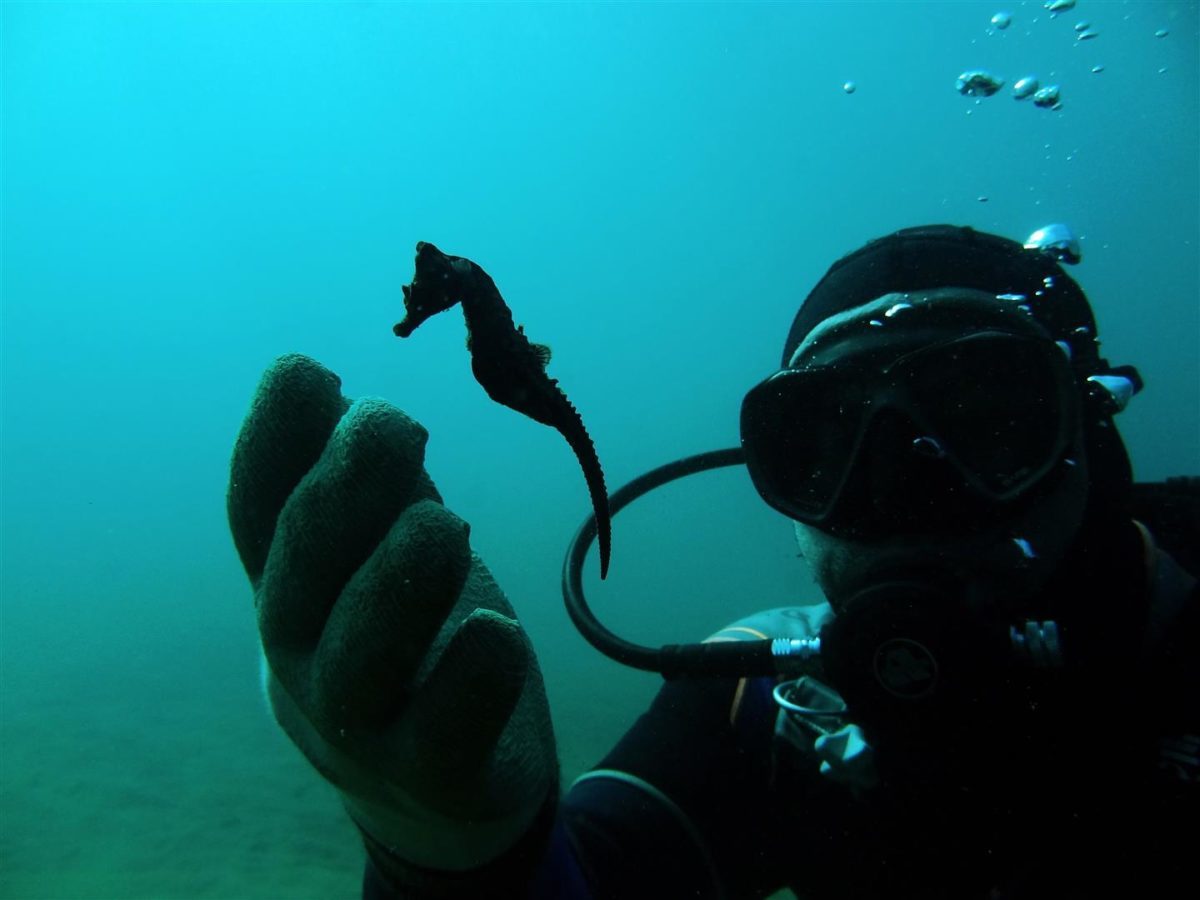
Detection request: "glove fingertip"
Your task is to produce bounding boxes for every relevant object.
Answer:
[229,355,350,582]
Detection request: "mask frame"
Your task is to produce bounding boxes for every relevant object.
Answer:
[741,330,1082,537]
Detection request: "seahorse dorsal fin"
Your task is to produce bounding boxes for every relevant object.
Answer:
[533,342,552,368]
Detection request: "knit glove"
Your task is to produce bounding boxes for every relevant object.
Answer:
[227,354,558,883]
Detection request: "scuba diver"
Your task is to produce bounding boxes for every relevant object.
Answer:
[227,225,1198,899]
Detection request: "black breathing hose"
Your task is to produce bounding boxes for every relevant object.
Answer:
[560,446,792,678]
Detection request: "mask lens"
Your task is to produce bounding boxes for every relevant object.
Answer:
[902,336,1068,497]
[742,369,868,518]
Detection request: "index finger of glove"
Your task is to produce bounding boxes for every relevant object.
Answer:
[228,354,350,586]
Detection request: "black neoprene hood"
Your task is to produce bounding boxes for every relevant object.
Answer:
[781,225,1101,372]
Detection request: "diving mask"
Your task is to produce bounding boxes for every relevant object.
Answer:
[741,327,1082,538]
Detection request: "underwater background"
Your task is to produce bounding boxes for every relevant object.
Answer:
[2,2,1196,897]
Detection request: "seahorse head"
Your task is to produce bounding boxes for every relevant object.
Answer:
[393,241,474,337]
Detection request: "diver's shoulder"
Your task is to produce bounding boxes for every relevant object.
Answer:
[706,603,835,643]
[1131,476,1200,578]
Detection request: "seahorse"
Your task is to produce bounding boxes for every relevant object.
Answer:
[394,241,612,579]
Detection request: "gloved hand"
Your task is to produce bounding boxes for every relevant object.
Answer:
[227,354,558,883]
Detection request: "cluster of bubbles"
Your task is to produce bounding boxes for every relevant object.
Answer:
[957,69,1062,110]
[954,1,1171,113]
[843,0,1170,108]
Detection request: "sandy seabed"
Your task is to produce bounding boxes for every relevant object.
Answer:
[0,636,652,900]
[1,646,367,900]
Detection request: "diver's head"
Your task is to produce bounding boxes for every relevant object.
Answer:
[741,225,1138,612]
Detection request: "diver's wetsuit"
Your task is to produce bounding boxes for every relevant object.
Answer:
[364,510,1199,900]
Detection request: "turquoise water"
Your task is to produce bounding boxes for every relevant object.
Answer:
[2,2,1196,897]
